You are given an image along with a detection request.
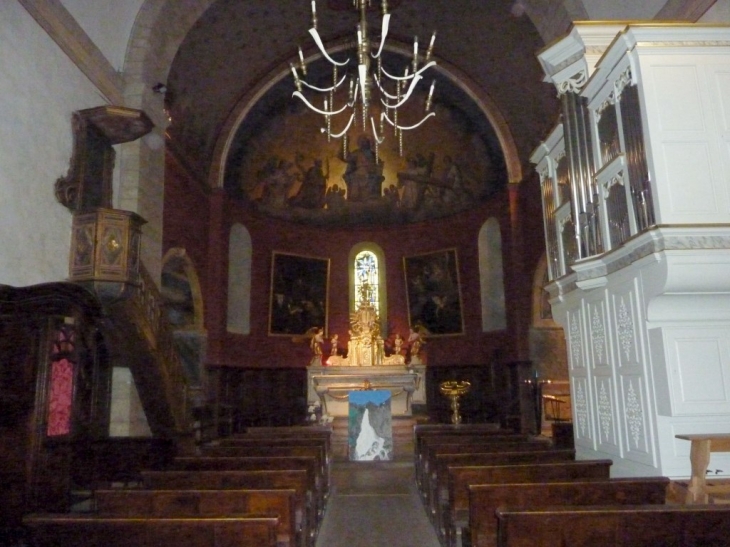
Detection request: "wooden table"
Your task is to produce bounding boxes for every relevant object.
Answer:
[675,433,730,503]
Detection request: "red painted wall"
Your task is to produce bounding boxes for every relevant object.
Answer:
[163,152,545,370]
[163,153,211,293]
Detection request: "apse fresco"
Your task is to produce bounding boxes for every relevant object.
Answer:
[224,58,506,226]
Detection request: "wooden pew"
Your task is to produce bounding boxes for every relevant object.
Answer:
[421,440,555,501]
[468,477,670,547]
[70,437,176,494]
[413,423,504,461]
[168,456,327,524]
[23,515,279,547]
[444,459,613,547]
[200,446,330,500]
[416,432,529,487]
[170,456,323,523]
[94,488,300,547]
[141,469,316,547]
[427,449,575,522]
[215,436,329,458]
[240,427,333,465]
[495,504,730,547]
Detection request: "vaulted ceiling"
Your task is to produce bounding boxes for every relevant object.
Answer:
[160,0,714,184]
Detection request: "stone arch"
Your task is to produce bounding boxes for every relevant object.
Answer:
[120,0,216,279]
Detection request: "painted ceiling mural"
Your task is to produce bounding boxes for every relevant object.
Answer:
[224,55,507,226]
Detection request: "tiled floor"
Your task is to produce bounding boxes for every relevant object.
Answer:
[315,461,441,547]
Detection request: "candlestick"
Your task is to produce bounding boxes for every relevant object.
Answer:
[290,64,302,92]
[413,36,419,72]
[426,31,436,62]
[298,46,307,76]
[426,80,435,111]
[311,0,317,29]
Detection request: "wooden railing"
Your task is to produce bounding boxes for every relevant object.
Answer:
[127,264,190,433]
[94,263,191,438]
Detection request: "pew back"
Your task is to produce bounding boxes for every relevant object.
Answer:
[423,440,556,492]
[202,445,328,490]
[444,460,612,547]
[95,488,299,547]
[238,428,332,463]
[23,515,279,547]
[426,449,575,519]
[415,429,526,485]
[141,469,313,544]
[469,477,669,547]
[496,504,730,547]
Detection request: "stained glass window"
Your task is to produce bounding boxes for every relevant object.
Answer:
[47,324,76,437]
[354,250,379,310]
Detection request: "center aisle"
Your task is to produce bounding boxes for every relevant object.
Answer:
[315,461,441,547]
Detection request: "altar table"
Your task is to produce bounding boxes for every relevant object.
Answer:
[307,365,426,417]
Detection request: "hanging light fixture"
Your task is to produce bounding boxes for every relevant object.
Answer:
[291,0,437,159]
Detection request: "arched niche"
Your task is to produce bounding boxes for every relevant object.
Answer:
[227,223,252,335]
[478,217,507,332]
[161,248,207,393]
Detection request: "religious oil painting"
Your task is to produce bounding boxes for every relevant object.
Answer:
[348,390,393,462]
[269,252,330,337]
[404,248,465,336]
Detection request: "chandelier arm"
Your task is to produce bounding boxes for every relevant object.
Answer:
[293,91,350,115]
[370,116,385,144]
[300,72,349,93]
[373,75,399,100]
[381,75,423,110]
[309,28,350,67]
[380,61,436,82]
[383,111,436,131]
[344,79,360,108]
[371,13,391,60]
[329,112,356,138]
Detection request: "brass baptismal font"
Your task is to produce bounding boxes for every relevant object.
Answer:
[439,380,471,424]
